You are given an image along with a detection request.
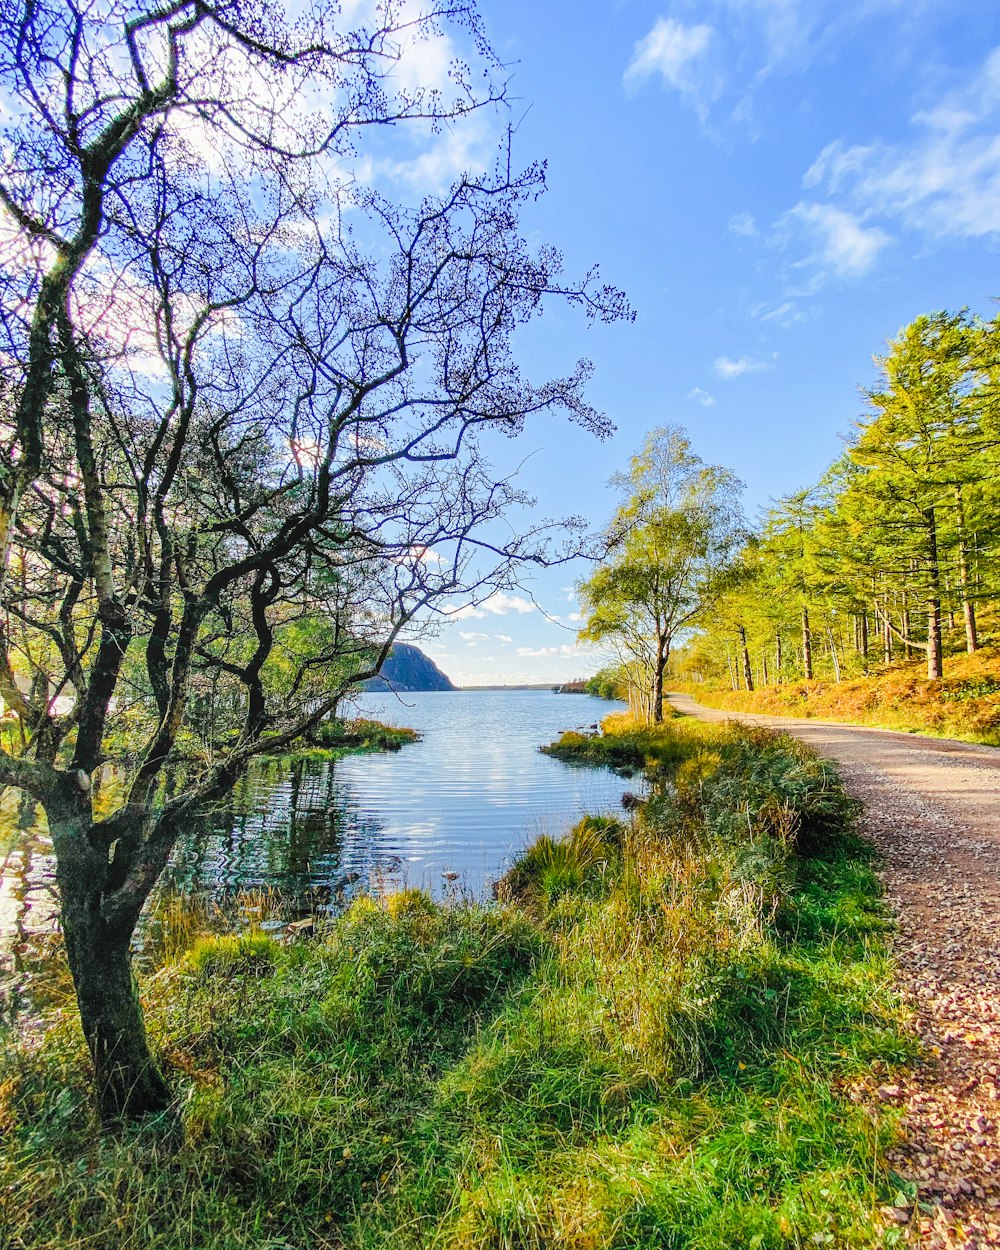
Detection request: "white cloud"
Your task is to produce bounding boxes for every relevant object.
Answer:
[798,46,1000,246]
[447,603,487,620]
[744,0,816,70]
[747,296,823,328]
[620,3,832,125]
[713,354,775,379]
[623,3,964,133]
[370,0,501,192]
[382,112,495,192]
[516,643,588,659]
[687,386,718,407]
[497,634,513,644]
[406,545,445,566]
[390,9,454,97]
[728,211,758,238]
[444,591,537,621]
[783,202,890,277]
[624,18,714,101]
[482,592,536,616]
[459,631,489,644]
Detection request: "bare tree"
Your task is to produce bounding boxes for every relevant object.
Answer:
[0,0,629,1120]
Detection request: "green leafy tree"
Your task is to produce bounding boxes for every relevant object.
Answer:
[683,309,1000,690]
[849,310,999,677]
[578,427,744,722]
[584,665,630,701]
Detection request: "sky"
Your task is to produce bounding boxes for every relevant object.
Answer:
[6,0,997,690]
[385,0,1000,687]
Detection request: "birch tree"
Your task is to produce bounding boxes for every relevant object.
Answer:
[578,427,744,722]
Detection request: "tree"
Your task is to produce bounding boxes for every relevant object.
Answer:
[0,0,628,1120]
[850,311,999,677]
[680,310,1000,690]
[578,427,744,723]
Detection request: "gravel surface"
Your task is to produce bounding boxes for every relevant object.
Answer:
[668,694,1000,1248]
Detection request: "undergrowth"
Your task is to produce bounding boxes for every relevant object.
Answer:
[0,719,915,1249]
[687,645,1000,745]
[275,718,421,763]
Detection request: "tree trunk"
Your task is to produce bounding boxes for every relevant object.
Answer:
[801,605,813,680]
[881,599,892,664]
[954,487,978,654]
[774,632,782,685]
[651,638,667,723]
[826,624,841,683]
[61,896,171,1121]
[738,625,754,692]
[925,507,943,680]
[54,814,171,1123]
[725,650,737,691]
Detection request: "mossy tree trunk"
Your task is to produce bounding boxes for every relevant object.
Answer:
[60,871,171,1120]
[48,788,175,1121]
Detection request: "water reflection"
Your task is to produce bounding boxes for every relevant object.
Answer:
[0,791,62,1017]
[1,691,630,961]
[162,754,389,909]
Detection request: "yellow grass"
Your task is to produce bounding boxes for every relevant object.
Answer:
[685,646,1000,745]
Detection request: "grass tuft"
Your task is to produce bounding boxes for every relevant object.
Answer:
[0,717,914,1249]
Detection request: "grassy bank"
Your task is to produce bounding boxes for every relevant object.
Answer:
[684,646,1000,746]
[277,718,421,764]
[0,719,915,1249]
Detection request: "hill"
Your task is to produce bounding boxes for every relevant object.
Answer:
[363,643,456,693]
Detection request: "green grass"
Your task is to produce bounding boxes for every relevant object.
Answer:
[274,718,422,764]
[0,719,915,1249]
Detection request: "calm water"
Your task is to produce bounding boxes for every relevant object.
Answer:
[162,690,630,903]
[1,692,630,959]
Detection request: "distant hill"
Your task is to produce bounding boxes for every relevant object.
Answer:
[363,643,456,693]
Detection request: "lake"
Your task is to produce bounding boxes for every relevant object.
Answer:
[1,691,631,964]
[162,690,631,904]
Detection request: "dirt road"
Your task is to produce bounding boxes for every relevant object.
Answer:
[668,693,1000,1249]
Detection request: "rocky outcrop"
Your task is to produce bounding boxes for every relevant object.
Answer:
[363,643,456,692]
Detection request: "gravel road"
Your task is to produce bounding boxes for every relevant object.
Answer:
[667,693,1000,1249]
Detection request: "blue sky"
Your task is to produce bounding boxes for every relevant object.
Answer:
[390,1,1000,686]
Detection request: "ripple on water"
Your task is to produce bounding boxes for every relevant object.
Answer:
[3,691,635,948]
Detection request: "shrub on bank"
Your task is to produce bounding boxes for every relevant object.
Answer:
[310,718,421,752]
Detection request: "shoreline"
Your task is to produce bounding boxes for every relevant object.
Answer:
[1,716,913,1249]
